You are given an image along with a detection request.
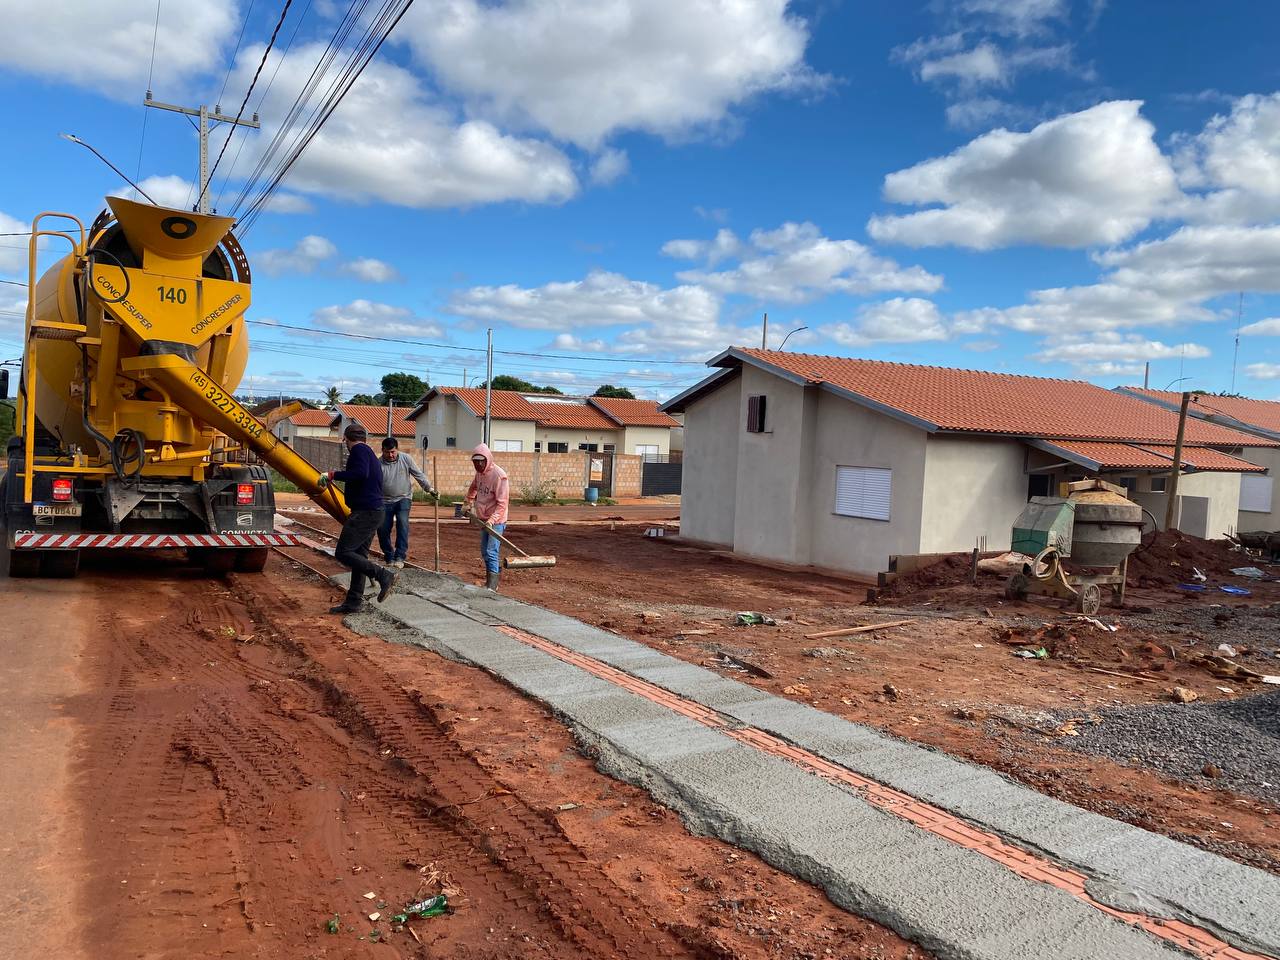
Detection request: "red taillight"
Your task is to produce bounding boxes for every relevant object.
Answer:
[236,483,255,506]
[52,478,73,502]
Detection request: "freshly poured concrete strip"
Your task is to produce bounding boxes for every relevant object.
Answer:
[346,571,1278,959]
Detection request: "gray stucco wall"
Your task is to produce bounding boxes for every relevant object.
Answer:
[919,436,1027,553]
[1234,446,1280,533]
[806,390,928,574]
[679,373,741,546]
[731,367,816,565]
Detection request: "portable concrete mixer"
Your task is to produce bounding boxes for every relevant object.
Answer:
[1003,479,1145,615]
[1,199,350,577]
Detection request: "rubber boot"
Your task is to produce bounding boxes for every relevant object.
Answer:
[485,569,500,592]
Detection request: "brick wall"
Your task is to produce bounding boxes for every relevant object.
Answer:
[287,438,642,498]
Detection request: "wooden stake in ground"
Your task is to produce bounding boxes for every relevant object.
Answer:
[433,457,440,573]
[805,619,917,640]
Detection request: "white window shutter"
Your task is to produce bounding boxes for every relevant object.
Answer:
[835,466,891,521]
[1240,474,1273,513]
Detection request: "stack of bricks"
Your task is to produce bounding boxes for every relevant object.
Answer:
[289,438,643,498]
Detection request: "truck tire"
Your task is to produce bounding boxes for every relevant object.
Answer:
[234,547,269,573]
[204,549,237,576]
[0,474,41,578]
[41,549,80,578]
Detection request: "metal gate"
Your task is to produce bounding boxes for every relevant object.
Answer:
[640,458,682,496]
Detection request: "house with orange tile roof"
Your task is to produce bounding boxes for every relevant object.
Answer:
[1120,388,1280,534]
[405,387,679,457]
[272,407,338,444]
[661,348,1274,577]
[331,403,416,443]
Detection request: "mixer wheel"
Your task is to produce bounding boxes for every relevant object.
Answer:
[1004,572,1029,601]
[1076,583,1102,616]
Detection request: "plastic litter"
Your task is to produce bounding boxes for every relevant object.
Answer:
[1219,585,1251,596]
[1014,647,1049,659]
[393,894,449,924]
[1192,567,1207,582]
[734,611,777,626]
[326,915,340,934]
[1231,566,1265,579]
[1177,583,1207,592]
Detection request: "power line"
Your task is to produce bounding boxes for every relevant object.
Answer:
[198,0,294,210]
[237,0,416,231]
[216,0,315,209]
[244,319,708,364]
[216,0,258,110]
[135,0,162,183]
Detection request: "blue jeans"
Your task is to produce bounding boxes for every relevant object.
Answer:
[480,522,505,574]
[378,498,412,562]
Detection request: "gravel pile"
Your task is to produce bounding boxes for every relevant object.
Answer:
[1059,690,1280,804]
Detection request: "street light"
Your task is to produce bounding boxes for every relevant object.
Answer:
[779,325,809,351]
[59,133,157,203]
[1164,377,1191,390]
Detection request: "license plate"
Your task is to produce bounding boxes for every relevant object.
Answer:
[32,503,82,517]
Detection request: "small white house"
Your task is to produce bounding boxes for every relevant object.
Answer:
[405,388,679,456]
[273,408,337,443]
[662,348,1273,577]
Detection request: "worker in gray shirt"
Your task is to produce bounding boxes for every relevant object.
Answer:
[377,437,434,567]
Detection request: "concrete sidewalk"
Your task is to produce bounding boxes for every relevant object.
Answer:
[348,570,1280,960]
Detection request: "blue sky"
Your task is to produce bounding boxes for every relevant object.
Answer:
[3,0,1280,402]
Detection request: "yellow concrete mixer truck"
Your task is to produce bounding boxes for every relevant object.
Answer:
[1,198,350,577]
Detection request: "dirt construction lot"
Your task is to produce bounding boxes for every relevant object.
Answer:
[3,504,1278,958]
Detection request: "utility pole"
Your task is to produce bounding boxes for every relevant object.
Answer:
[1143,362,1149,390]
[760,312,768,350]
[1164,391,1192,532]
[484,329,493,446]
[143,92,261,212]
[386,398,394,440]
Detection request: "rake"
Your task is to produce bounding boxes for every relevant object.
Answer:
[474,517,557,569]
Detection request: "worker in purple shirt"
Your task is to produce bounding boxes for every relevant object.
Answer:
[318,423,398,614]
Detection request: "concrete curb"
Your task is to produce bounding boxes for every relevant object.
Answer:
[344,570,1278,959]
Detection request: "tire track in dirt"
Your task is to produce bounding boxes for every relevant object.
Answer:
[63,559,725,959]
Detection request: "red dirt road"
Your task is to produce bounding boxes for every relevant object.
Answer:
[0,553,923,959]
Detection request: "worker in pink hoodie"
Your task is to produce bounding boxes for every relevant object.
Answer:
[463,443,510,590]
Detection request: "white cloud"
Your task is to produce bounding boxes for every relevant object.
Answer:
[661,227,743,266]
[676,221,943,303]
[122,175,195,209]
[590,148,629,186]
[341,257,400,283]
[821,298,951,346]
[0,209,33,275]
[1241,317,1280,336]
[258,235,339,276]
[1032,333,1210,367]
[868,101,1178,249]
[447,269,719,332]
[919,43,1005,87]
[310,300,445,339]
[1245,363,1280,381]
[0,0,237,98]
[944,97,1031,130]
[957,0,1068,37]
[400,0,825,149]
[240,367,378,403]
[1173,91,1280,223]
[228,43,579,210]
[261,193,314,214]
[549,334,608,352]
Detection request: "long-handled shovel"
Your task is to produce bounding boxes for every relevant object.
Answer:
[473,516,556,569]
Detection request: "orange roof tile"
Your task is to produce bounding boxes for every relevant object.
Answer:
[337,404,415,437]
[588,396,681,427]
[1127,388,1280,437]
[729,349,1277,447]
[527,400,617,430]
[431,387,542,421]
[290,409,337,427]
[1043,440,1266,473]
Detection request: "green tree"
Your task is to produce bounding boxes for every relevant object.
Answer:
[348,393,380,405]
[592,384,635,399]
[380,372,428,404]
[486,375,562,395]
[0,401,14,448]
[323,386,342,408]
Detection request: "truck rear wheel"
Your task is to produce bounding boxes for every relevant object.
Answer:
[41,549,80,578]
[203,550,237,576]
[234,547,269,573]
[1,543,41,578]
